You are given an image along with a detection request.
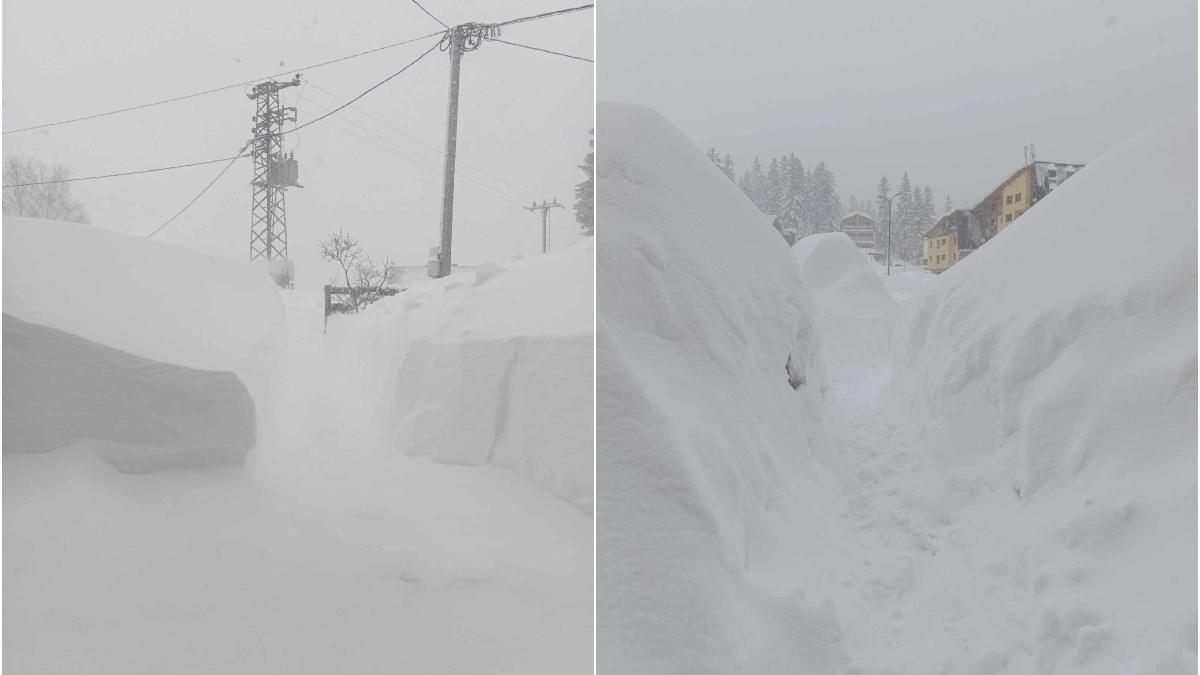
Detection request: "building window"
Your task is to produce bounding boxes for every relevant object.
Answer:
[1006,213,1013,223]
[1005,195,1013,204]
[1015,192,1022,202]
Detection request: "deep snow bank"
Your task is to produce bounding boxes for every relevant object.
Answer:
[793,232,900,365]
[326,241,593,512]
[889,116,1197,672]
[597,102,851,673]
[3,218,286,469]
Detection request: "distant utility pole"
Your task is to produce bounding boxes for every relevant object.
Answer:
[526,199,563,254]
[432,22,501,278]
[248,75,302,283]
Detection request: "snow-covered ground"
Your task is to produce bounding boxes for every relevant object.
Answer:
[597,103,1195,673]
[4,227,593,673]
[322,241,594,512]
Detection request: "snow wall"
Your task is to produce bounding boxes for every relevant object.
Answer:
[597,102,853,672]
[3,218,287,470]
[889,116,1197,672]
[792,232,900,365]
[327,240,594,513]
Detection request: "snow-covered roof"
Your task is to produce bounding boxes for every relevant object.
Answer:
[840,211,874,222]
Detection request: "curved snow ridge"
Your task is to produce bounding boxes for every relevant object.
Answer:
[792,232,900,365]
[597,102,852,673]
[886,115,1197,672]
[3,217,286,373]
[327,240,594,512]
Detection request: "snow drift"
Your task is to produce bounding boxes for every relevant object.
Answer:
[888,116,1197,673]
[327,241,594,512]
[3,218,286,470]
[792,232,900,365]
[597,102,851,673]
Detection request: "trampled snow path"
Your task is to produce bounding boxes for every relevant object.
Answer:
[826,274,1036,673]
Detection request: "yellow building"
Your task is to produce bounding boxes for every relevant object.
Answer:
[975,161,1084,235]
[924,209,986,274]
[926,159,1084,273]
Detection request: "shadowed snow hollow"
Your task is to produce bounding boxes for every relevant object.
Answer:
[792,232,900,365]
[3,218,286,470]
[326,241,594,512]
[888,116,1197,673]
[597,102,851,673]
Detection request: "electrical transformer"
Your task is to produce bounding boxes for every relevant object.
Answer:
[269,155,301,188]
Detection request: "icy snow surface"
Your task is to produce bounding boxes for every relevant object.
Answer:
[5,228,592,673]
[597,103,1195,674]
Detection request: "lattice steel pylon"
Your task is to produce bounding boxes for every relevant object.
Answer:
[248,75,301,268]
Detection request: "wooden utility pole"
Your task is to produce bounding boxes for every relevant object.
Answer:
[432,22,500,278]
[526,199,563,254]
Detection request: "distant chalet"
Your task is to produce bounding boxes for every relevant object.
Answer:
[925,160,1084,274]
[838,212,875,250]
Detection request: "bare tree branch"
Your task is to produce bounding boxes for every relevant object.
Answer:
[2,155,90,223]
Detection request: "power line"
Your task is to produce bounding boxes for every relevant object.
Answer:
[296,102,526,207]
[3,4,591,138]
[2,31,445,135]
[272,39,441,139]
[145,141,252,239]
[2,155,243,188]
[296,96,440,171]
[411,0,450,29]
[487,37,593,63]
[495,3,594,27]
[303,77,536,200]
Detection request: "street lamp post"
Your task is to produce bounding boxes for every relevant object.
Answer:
[886,191,903,276]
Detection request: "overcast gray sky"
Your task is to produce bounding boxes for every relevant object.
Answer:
[4,0,593,290]
[599,0,1196,211]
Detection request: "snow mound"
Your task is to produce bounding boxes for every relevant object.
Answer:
[888,116,1197,672]
[327,240,594,512]
[597,102,850,672]
[792,232,900,364]
[3,217,286,470]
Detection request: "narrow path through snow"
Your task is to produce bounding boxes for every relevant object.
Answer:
[825,271,1036,673]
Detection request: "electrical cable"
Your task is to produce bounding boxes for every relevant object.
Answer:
[5,4,591,136]
[486,37,593,63]
[2,31,445,135]
[270,39,440,139]
[145,140,252,239]
[494,3,593,27]
[303,78,536,200]
[411,0,450,29]
[2,155,243,188]
[297,106,526,207]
